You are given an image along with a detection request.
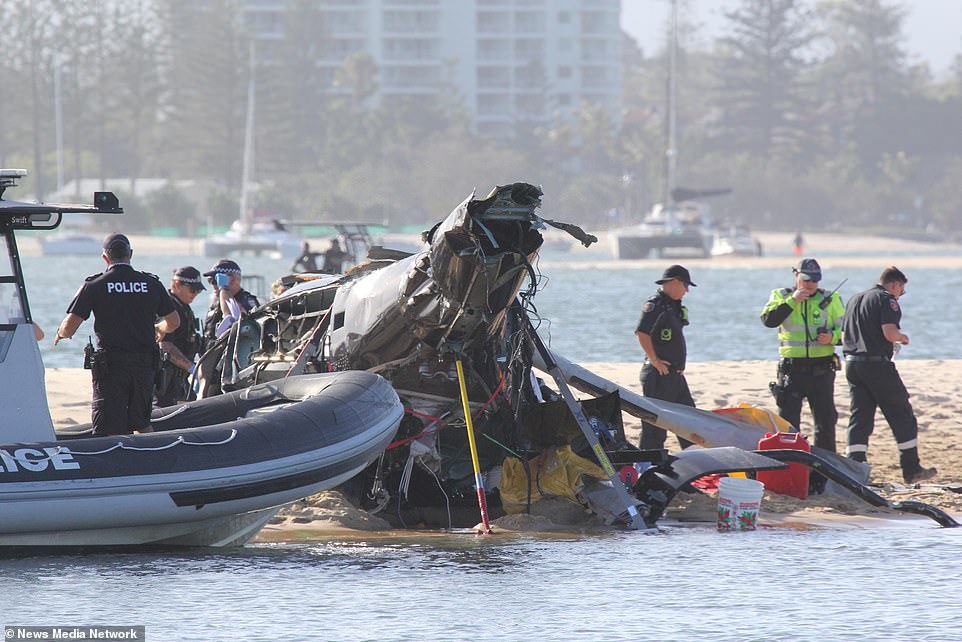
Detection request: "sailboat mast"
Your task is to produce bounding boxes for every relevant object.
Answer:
[239,42,255,231]
[54,51,64,195]
[663,0,678,205]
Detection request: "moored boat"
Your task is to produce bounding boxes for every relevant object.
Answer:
[201,216,303,259]
[710,223,763,257]
[38,232,104,256]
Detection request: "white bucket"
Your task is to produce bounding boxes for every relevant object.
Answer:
[717,476,764,531]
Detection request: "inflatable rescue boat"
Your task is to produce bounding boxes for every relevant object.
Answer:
[0,170,403,547]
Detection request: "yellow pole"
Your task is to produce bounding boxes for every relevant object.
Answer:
[455,358,493,534]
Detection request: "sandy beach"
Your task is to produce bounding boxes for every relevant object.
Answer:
[45,358,962,532]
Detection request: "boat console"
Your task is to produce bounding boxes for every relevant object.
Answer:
[0,169,122,443]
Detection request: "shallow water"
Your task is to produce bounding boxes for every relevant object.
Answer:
[7,252,962,640]
[3,522,961,641]
[22,254,961,368]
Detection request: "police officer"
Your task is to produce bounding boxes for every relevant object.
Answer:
[202,259,259,350]
[290,241,320,273]
[635,264,696,451]
[54,233,179,435]
[760,258,844,455]
[322,239,351,273]
[842,266,936,484]
[154,266,205,408]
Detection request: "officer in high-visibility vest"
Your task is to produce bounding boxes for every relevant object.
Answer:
[760,258,844,465]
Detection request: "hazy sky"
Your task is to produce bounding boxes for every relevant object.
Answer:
[621,0,962,76]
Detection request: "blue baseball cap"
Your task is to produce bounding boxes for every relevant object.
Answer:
[795,258,821,281]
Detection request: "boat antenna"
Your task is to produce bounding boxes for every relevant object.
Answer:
[819,278,848,310]
[239,41,256,237]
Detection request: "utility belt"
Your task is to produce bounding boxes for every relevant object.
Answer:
[85,347,159,377]
[643,361,685,375]
[156,360,189,397]
[97,349,158,365]
[844,354,890,362]
[778,355,839,375]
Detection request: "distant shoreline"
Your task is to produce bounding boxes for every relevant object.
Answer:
[18,229,962,265]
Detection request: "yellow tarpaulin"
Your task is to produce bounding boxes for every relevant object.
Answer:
[712,404,794,433]
[500,445,609,514]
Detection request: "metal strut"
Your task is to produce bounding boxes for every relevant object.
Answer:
[758,449,959,528]
[521,310,649,530]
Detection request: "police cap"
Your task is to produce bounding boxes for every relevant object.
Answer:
[173,266,206,291]
[655,264,697,287]
[203,259,242,277]
[794,258,822,282]
[102,233,131,253]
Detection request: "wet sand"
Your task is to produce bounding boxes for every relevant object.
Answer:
[46,358,962,535]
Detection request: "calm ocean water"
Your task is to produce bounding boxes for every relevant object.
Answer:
[23,253,962,369]
[8,249,962,641]
[3,524,961,641]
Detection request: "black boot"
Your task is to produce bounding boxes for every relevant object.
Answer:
[900,447,937,484]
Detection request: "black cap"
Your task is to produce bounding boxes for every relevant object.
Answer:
[655,264,697,287]
[794,258,822,282]
[202,259,241,277]
[102,233,131,252]
[173,266,206,291]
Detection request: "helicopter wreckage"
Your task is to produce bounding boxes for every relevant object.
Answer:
[196,183,957,530]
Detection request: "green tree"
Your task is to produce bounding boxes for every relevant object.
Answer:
[103,0,166,184]
[158,0,249,187]
[813,0,913,166]
[206,188,239,229]
[144,182,196,231]
[714,0,817,160]
[259,0,335,176]
[10,0,59,198]
[928,157,962,233]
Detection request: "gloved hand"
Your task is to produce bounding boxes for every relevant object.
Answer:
[215,272,230,288]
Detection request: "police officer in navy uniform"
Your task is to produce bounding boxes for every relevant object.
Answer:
[842,266,936,484]
[635,265,696,450]
[154,266,205,408]
[55,233,179,435]
[201,259,260,351]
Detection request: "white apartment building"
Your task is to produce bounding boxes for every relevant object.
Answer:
[242,0,622,138]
